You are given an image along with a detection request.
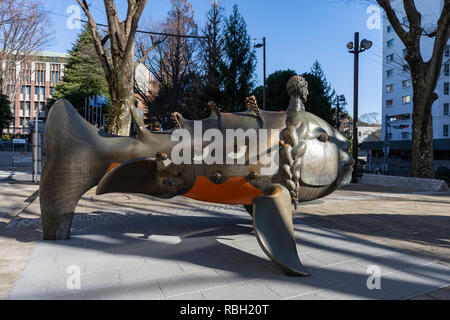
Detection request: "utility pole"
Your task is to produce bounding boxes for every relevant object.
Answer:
[346,32,372,183]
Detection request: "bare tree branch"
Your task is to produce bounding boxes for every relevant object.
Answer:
[0,0,52,100]
[135,36,167,68]
[77,0,111,77]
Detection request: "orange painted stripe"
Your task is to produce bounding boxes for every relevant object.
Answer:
[183,176,263,205]
[106,162,120,173]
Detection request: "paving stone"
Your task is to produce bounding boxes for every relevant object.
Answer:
[202,280,280,300]
[168,292,206,300]
[118,262,184,283]
[425,286,450,300]
[261,272,333,299]
[43,293,83,300]
[380,262,450,299]
[157,270,227,298]
[306,248,360,266]
[354,251,435,276]
[119,281,164,300]
[7,281,48,300]
[84,254,146,273]
[285,291,323,300]
[310,281,397,300]
[309,260,373,287]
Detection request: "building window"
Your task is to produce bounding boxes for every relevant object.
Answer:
[445,82,450,95]
[387,69,394,77]
[401,132,409,140]
[402,16,408,25]
[388,133,393,140]
[387,39,394,48]
[445,64,449,76]
[21,62,31,84]
[445,45,450,57]
[402,95,411,104]
[40,86,45,96]
[386,99,393,107]
[20,101,24,110]
[386,84,394,92]
[402,79,411,88]
[387,25,393,33]
[386,54,394,63]
[50,64,61,84]
[403,64,409,72]
[35,63,46,84]
[444,124,449,137]
[444,103,449,116]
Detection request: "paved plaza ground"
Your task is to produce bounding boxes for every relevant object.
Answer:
[0,178,449,300]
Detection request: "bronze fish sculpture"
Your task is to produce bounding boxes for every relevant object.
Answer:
[40,75,353,276]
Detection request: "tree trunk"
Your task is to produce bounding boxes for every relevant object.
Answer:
[108,59,135,136]
[410,74,435,178]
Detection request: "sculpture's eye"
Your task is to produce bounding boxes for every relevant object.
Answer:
[309,128,329,143]
[316,132,329,143]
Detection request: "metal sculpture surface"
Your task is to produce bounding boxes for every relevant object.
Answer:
[40,75,353,276]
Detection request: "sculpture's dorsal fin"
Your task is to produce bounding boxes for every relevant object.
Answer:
[171,112,183,128]
[208,101,221,120]
[245,95,264,127]
[130,105,153,142]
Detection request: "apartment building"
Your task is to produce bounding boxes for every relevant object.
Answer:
[382,0,449,142]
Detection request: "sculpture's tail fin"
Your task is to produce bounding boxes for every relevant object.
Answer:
[40,99,140,240]
[252,184,309,276]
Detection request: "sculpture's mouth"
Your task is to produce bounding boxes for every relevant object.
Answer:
[338,158,354,187]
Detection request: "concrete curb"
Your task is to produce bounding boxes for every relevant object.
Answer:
[360,174,450,192]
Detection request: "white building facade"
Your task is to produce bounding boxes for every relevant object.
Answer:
[382,0,450,142]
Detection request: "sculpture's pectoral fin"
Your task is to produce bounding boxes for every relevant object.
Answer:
[252,184,309,276]
[96,158,159,196]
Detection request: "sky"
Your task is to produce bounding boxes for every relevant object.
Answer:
[42,0,384,119]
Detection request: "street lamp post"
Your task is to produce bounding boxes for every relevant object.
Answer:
[346,32,372,183]
[254,37,266,110]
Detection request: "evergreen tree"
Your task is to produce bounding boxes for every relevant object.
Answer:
[51,26,109,114]
[0,94,12,135]
[252,69,297,111]
[200,0,225,107]
[301,61,336,125]
[221,4,256,112]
